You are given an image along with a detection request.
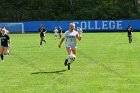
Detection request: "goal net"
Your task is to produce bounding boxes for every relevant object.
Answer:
[0,23,24,33]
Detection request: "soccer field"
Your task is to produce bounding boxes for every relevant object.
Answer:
[0,32,140,93]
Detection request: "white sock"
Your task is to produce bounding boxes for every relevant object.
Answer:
[6,50,10,55]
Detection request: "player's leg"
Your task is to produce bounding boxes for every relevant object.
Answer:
[130,36,132,43]
[1,47,8,61]
[64,47,72,66]
[6,49,10,55]
[40,37,43,46]
[0,46,4,61]
[60,33,62,39]
[128,36,131,43]
[72,49,76,55]
[69,46,76,60]
[3,47,8,55]
[67,47,74,70]
[67,47,72,55]
[54,34,57,40]
[42,37,46,43]
[129,36,131,43]
[70,49,76,64]
[59,33,61,39]
[68,47,77,70]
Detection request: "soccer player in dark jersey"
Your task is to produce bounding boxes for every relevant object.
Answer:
[127,24,133,44]
[0,29,11,61]
[57,26,62,39]
[38,24,47,47]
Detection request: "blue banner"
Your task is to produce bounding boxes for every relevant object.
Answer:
[23,20,140,32]
[0,20,140,32]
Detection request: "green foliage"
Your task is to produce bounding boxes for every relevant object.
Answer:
[0,0,139,21]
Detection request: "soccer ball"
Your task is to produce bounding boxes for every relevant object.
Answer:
[69,54,76,61]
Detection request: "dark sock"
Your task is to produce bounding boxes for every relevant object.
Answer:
[1,55,4,60]
[40,41,42,45]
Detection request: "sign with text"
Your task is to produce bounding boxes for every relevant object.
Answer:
[23,20,140,32]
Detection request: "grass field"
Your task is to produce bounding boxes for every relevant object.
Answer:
[0,32,140,93]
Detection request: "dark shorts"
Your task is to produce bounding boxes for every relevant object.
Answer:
[1,45,8,47]
[40,35,45,38]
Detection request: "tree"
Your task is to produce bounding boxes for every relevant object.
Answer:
[0,0,140,21]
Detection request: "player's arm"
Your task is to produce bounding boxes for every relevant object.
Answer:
[77,28,83,41]
[45,29,47,33]
[43,29,47,33]
[7,36,11,48]
[131,28,133,32]
[8,39,11,48]
[76,34,81,41]
[58,37,65,48]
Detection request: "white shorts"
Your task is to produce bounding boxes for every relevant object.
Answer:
[66,45,77,50]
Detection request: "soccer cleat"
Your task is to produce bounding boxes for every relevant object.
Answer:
[68,63,70,70]
[64,59,68,66]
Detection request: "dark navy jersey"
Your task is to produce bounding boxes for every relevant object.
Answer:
[0,32,2,38]
[58,28,62,34]
[127,27,132,36]
[1,34,10,46]
[38,27,46,36]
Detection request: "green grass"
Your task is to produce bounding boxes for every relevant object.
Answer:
[0,32,140,93]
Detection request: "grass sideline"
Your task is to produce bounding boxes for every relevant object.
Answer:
[0,32,140,93]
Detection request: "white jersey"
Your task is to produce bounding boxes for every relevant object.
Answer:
[64,30,78,49]
[54,29,58,35]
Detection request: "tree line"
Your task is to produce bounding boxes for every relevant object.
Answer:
[0,0,139,22]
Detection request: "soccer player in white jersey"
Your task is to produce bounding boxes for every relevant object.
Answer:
[54,27,58,40]
[58,23,82,70]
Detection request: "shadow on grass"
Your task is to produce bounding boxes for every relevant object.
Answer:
[115,43,128,45]
[21,46,38,48]
[31,69,67,75]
